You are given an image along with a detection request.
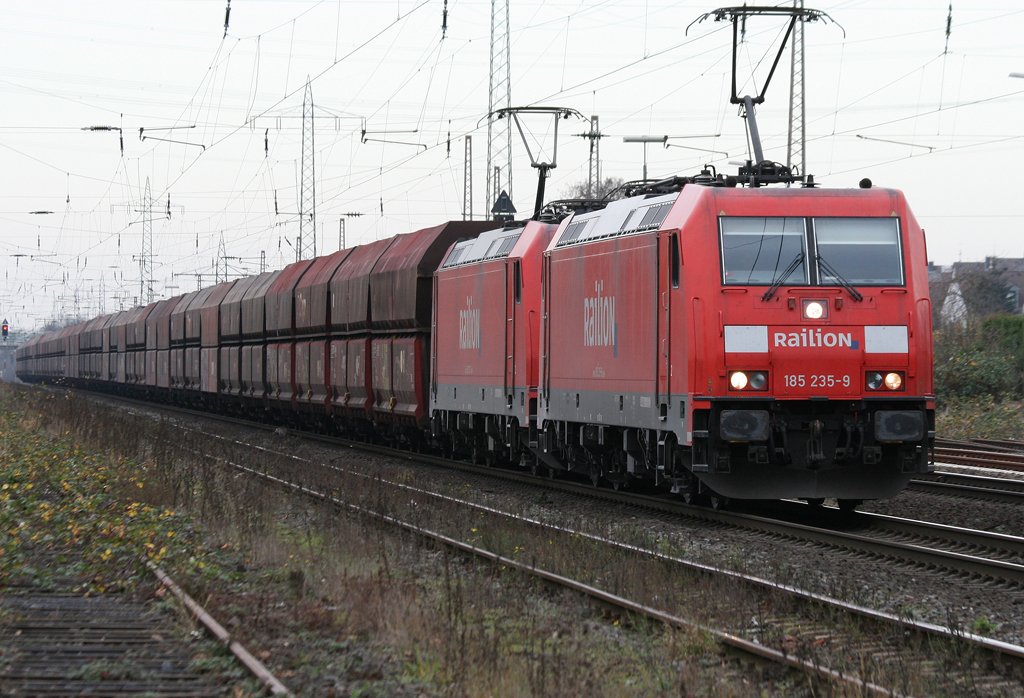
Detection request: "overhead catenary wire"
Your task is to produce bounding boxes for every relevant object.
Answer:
[4,2,1024,328]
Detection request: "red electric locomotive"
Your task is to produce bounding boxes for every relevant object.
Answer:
[430,219,559,462]
[536,183,934,506]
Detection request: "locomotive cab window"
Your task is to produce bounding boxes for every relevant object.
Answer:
[720,217,807,285]
[813,218,903,285]
[670,233,680,288]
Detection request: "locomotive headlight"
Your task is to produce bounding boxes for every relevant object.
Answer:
[729,370,768,391]
[884,372,903,391]
[802,299,827,320]
[866,371,905,391]
[729,371,749,390]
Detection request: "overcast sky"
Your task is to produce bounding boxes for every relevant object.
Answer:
[1,0,1022,330]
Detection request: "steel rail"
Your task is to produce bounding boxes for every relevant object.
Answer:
[934,447,1024,471]
[146,562,292,697]
[936,437,1024,454]
[909,471,1024,504]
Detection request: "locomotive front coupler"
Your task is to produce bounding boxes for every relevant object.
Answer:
[806,419,826,468]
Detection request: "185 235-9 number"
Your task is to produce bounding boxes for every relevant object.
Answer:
[783,374,851,389]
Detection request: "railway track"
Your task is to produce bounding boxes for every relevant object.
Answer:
[77,388,1024,589]
[909,471,1024,504]
[180,407,1024,588]
[935,437,1024,471]
[0,590,222,697]
[0,563,290,697]
[937,437,1024,454]
[36,389,1024,693]
[177,423,1024,695]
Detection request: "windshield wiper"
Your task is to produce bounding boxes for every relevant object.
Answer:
[817,255,864,302]
[760,252,805,302]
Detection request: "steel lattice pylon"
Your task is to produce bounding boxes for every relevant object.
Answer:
[141,177,154,304]
[587,115,601,197]
[485,0,512,219]
[787,0,807,177]
[297,78,316,261]
[463,136,473,220]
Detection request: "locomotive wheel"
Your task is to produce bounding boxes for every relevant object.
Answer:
[709,494,728,510]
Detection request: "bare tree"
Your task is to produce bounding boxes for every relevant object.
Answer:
[561,177,627,201]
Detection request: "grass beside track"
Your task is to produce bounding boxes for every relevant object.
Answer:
[936,396,1024,440]
[0,388,259,693]
[0,393,212,593]
[0,384,808,696]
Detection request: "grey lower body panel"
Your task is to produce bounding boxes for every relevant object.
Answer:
[432,382,533,424]
[539,388,686,442]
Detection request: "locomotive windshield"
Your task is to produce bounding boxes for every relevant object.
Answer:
[720,217,807,285]
[813,218,903,285]
[720,216,904,287]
